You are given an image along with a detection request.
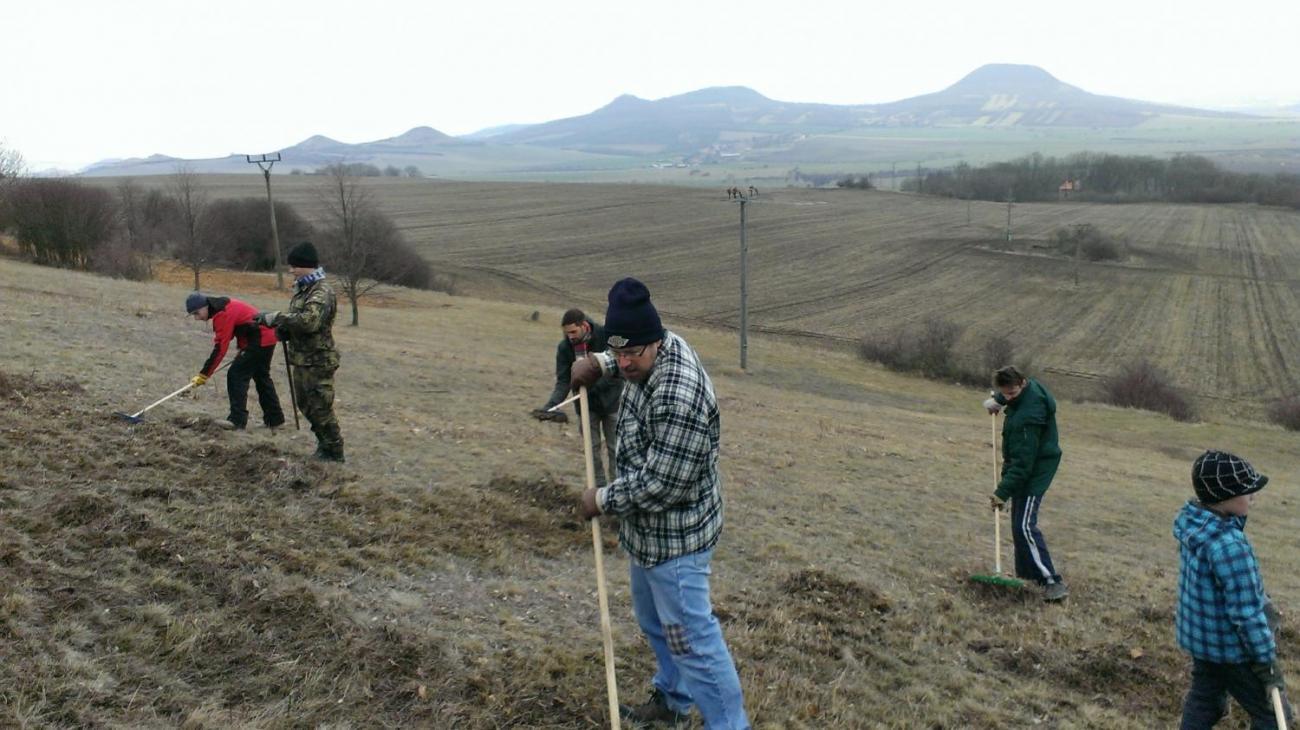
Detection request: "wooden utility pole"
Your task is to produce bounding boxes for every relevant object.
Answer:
[728,189,759,369]
[246,153,284,289]
[1005,190,1014,242]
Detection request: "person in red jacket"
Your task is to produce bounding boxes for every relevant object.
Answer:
[186,292,285,431]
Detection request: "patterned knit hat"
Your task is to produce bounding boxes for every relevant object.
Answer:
[1192,450,1268,504]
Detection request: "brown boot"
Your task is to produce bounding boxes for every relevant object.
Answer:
[619,688,689,726]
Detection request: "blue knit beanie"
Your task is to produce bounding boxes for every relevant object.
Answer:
[185,292,207,314]
[604,278,663,347]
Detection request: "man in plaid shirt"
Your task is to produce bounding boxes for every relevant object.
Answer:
[1175,450,1292,728]
[574,278,749,729]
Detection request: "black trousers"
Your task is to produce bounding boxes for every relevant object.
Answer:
[226,344,285,429]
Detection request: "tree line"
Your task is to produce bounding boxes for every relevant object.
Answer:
[903,152,1300,209]
[0,145,446,326]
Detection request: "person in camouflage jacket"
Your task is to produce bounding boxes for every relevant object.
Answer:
[256,241,344,462]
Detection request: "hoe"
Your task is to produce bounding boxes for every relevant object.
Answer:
[970,411,1026,589]
[113,360,231,424]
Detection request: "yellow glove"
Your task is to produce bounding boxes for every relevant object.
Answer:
[190,374,208,387]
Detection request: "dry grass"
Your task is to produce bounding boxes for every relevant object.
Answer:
[2,256,1299,728]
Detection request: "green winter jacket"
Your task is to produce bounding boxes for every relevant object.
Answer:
[276,275,339,370]
[995,378,1061,501]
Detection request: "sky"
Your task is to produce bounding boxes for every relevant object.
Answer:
[4,0,1297,171]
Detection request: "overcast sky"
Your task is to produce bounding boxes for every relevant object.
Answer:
[5,0,1297,171]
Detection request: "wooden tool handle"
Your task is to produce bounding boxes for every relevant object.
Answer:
[580,386,620,729]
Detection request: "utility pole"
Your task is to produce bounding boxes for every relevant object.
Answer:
[891,162,897,191]
[1005,189,1014,242]
[728,188,759,369]
[246,153,284,289]
[1073,223,1084,287]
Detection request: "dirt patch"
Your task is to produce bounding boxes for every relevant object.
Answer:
[0,369,84,401]
[990,639,1184,714]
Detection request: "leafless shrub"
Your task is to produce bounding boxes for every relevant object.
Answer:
[1104,360,1195,421]
[1055,223,1125,262]
[8,178,118,268]
[90,233,152,280]
[860,317,966,379]
[1267,397,1300,431]
[206,197,314,271]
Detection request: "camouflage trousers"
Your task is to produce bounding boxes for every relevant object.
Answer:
[292,364,343,458]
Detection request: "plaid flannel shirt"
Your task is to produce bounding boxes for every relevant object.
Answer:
[1174,500,1276,664]
[595,331,723,567]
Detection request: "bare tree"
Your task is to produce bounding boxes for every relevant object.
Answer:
[170,165,209,289]
[0,141,25,228]
[317,163,406,327]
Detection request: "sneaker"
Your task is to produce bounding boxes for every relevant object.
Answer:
[1043,581,1069,603]
[215,419,239,431]
[619,688,689,727]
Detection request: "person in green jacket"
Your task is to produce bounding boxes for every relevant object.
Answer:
[983,366,1067,602]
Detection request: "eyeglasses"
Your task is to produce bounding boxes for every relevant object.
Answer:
[609,343,650,359]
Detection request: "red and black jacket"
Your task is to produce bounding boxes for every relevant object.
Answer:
[199,296,278,376]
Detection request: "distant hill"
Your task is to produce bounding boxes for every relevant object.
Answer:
[81,126,467,177]
[494,86,864,154]
[75,65,1273,178]
[871,64,1241,127]
[461,123,534,140]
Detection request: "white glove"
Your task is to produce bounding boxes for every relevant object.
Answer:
[983,397,1002,414]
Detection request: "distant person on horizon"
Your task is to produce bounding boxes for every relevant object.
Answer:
[255,241,344,462]
[983,365,1067,602]
[1174,450,1292,729]
[185,291,285,431]
[572,278,750,729]
[532,308,622,486]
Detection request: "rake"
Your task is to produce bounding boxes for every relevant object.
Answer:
[971,411,1026,588]
[113,360,231,424]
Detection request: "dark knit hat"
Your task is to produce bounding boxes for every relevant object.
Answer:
[604,278,663,348]
[287,241,319,268]
[185,292,207,314]
[1192,450,1268,504]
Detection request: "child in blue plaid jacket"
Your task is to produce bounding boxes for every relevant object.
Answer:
[1174,450,1292,729]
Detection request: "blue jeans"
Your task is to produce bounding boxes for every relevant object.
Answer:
[1181,659,1293,729]
[630,549,750,730]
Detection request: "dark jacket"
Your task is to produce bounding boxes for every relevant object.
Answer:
[543,318,622,416]
[277,274,339,370]
[995,378,1062,500]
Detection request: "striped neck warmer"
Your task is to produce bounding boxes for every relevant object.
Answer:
[295,267,326,290]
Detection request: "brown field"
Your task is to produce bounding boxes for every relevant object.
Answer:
[91,175,1300,414]
[2,256,1298,728]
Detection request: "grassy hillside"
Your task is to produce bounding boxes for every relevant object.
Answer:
[1,258,1298,728]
